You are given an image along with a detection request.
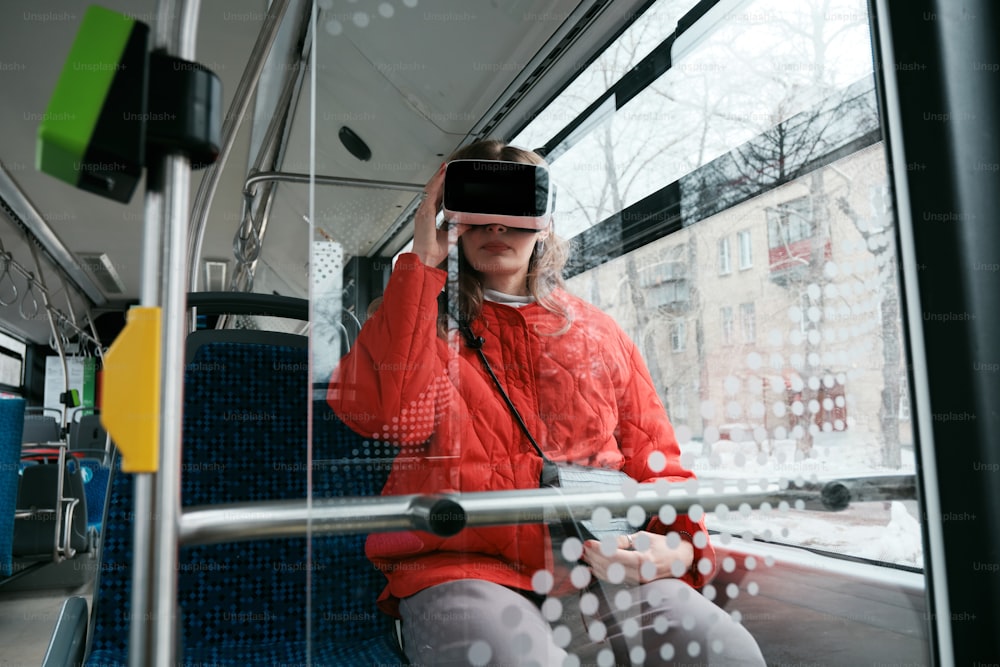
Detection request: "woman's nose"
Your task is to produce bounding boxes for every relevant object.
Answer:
[484,222,507,233]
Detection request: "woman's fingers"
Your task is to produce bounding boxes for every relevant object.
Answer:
[427,162,446,202]
[582,541,644,584]
[581,531,694,584]
[412,164,448,266]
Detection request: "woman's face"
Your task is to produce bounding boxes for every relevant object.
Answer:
[459,219,547,294]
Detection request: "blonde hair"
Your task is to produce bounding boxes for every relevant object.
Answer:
[441,138,570,333]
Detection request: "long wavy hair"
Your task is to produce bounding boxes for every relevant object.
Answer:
[440,139,570,334]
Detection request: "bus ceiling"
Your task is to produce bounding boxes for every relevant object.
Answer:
[0,0,654,345]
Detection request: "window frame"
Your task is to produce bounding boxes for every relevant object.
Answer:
[737,229,753,270]
[719,236,732,275]
[721,305,734,346]
[740,301,756,344]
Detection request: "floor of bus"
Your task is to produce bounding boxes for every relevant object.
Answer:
[0,552,96,667]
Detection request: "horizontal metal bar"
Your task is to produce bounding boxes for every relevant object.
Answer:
[243,170,425,195]
[180,494,464,546]
[178,475,916,547]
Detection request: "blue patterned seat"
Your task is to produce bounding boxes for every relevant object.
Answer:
[84,339,406,666]
[0,397,25,578]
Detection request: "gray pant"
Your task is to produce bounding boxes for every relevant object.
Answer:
[399,578,766,666]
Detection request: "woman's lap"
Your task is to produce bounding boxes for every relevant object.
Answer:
[399,578,567,666]
[398,578,765,666]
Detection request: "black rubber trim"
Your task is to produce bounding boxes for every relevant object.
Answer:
[187,292,308,321]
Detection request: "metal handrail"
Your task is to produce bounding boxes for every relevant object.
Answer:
[243,170,426,194]
[227,7,312,297]
[178,474,917,546]
[0,240,101,351]
[130,2,203,665]
[186,0,294,293]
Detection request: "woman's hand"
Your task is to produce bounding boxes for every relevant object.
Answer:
[582,531,694,585]
[412,163,466,267]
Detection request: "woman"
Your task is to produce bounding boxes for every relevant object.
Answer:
[328,139,764,666]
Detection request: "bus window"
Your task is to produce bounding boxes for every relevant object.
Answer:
[0,331,24,394]
[515,0,704,150]
[512,0,919,567]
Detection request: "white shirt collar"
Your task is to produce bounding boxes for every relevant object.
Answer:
[483,288,535,308]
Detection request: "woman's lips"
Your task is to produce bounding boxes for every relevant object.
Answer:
[481,242,511,252]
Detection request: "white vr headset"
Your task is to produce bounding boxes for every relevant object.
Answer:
[442,159,555,230]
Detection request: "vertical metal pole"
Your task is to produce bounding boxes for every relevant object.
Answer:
[130,1,200,665]
[306,4,318,660]
[25,241,71,562]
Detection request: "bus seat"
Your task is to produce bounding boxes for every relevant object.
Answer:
[82,335,406,666]
[77,461,109,535]
[68,412,111,463]
[310,399,401,660]
[21,410,67,465]
[21,412,61,445]
[68,412,112,534]
[12,458,89,558]
[0,397,26,578]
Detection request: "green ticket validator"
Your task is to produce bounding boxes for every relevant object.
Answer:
[36,5,148,203]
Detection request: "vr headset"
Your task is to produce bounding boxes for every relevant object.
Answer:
[442,159,554,230]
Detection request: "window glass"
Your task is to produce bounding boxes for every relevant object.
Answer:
[719,237,732,274]
[529,0,918,567]
[721,306,734,345]
[740,302,756,344]
[0,332,24,392]
[516,0,876,241]
[515,0,705,150]
[738,229,753,269]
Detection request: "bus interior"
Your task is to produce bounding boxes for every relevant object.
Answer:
[0,0,997,665]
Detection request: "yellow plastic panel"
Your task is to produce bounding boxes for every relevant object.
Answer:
[101,306,161,472]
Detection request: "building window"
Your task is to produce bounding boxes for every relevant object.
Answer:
[719,237,731,275]
[639,253,689,309]
[767,196,814,248]
[721,306,734,345]
[740,302,756,343]
[737,229,752,269]
[671,320,686,352]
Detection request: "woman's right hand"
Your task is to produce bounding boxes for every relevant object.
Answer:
[411,163,465,267]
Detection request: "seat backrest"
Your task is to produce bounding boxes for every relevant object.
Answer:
[69,413,110,458]
[0,397,26,577]
[86,335,404,666]
[310,400,397,646]
[21,413,61,444]
[13,461,89,557]
[67,412,113,533]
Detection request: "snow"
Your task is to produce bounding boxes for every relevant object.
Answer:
[675,431,924,568]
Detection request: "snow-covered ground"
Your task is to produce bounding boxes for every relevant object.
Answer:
[677,431,924,568]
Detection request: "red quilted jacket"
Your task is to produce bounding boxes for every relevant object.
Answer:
[328,253,716,616]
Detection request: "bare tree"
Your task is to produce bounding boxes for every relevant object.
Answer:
[553,0,906,466]
[835,180,904,468]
